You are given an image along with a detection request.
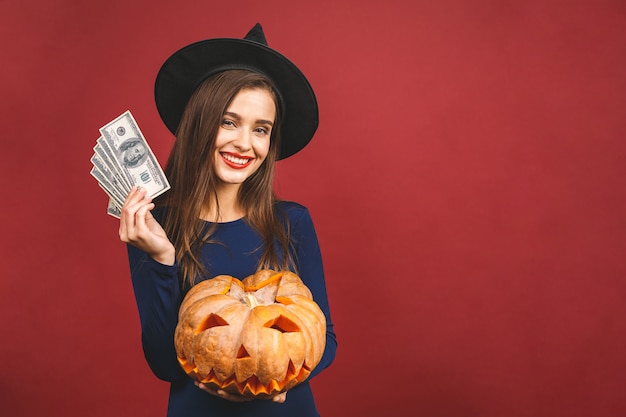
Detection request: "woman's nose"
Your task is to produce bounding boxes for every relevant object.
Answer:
[233,129,251,151]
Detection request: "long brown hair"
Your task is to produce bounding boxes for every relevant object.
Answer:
[156,70,293,289]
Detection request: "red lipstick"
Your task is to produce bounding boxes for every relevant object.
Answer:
[221,152,254,169]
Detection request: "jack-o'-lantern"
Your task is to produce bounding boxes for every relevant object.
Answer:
[174,270,326,399]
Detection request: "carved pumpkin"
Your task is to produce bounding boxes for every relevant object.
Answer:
[174,269,326,398]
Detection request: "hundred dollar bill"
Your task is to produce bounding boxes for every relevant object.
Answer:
[107,198,122,219]
[94,138,132,194]
[99,110,170,199]
[92,166,126,208]
[90,152,130,198]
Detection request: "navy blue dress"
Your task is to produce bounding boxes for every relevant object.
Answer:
[127,201,337,417]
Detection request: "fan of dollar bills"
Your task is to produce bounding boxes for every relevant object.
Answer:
[90,110,170,218]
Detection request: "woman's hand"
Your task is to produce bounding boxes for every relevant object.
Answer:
[119,186,175,265]
[194,381,287,403]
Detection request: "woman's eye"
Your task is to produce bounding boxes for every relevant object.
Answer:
[222,119,235,127]
[255,127,269,135]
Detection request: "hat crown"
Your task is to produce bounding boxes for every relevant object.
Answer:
[244,23,268,46]
[155,23,318,159]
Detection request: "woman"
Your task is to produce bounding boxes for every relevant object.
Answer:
[119,24,336,417]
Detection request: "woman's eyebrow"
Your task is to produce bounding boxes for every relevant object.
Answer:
[224,111,241,120]
[224,111,274,126]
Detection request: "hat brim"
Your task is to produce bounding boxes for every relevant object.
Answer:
[154,38,318,160]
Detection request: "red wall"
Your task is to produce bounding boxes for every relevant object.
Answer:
[2,1,625,416]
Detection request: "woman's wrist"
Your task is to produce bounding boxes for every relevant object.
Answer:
[151,247,176,266]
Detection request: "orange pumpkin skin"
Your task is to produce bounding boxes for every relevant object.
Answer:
[174,270,326,399]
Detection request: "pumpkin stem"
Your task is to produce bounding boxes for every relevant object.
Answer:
[243,293,260,308]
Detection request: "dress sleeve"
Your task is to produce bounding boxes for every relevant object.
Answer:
[290,207,338,379]
[127,244,188,382]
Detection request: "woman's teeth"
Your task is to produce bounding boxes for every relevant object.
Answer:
[223,154,250,165]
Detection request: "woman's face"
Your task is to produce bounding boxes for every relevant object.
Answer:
[213,87,276,187]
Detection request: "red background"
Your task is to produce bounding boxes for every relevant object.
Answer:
[2,1,625,416]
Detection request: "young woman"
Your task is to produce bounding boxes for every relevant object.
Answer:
[119,24,336,417]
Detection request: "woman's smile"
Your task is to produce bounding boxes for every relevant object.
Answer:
[220,152,254,168]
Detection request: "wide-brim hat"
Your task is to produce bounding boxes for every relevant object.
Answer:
[154,23,318,160]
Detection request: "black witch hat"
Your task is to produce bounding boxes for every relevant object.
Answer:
[154,23,319,160]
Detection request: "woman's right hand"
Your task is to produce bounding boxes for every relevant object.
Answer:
[119,186,175,265]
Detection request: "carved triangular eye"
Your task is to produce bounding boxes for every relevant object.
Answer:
[264,315,300,333]
[237,345,251,359]
[196,313,229,333]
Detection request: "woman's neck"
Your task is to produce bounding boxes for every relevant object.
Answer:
[200,183,245,222]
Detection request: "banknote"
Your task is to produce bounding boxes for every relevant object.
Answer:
[107,198,122,219]
[99,110,170,199]
[94,138,132,194]
[90,110,170,218]
[90,152,130,199]
[92,166,125,208]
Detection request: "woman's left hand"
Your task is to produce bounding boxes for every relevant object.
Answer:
[194,382,287,403]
